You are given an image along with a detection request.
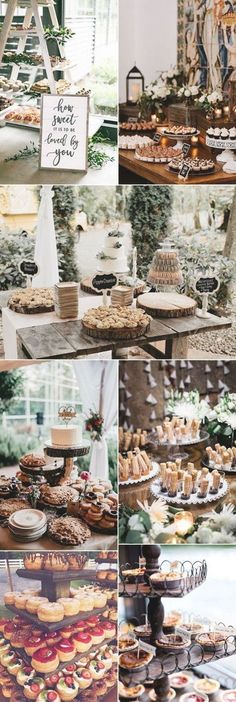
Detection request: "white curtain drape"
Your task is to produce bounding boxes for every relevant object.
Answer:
[33,186,59,288]
[73,361,118,479]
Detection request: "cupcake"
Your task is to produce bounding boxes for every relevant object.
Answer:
[23,677,45,700]
[73,668,92,689]
[56,675,79,701]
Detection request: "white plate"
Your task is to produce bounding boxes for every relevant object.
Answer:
[120,461,159,487]
[149,689,176,701]
[9,509,45,528]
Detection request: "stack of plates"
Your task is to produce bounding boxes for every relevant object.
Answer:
[8,509,47,541]
[54,282,79,319]
[111,285,134,307]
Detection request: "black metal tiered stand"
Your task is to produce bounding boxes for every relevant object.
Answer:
[119,546,236,702]
[4,560,117,700]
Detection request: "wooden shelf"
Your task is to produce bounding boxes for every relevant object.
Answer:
[16,567,90,582]
[12,634,117,673]
[6,603,108,632]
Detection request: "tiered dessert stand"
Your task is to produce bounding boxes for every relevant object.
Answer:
[157,127,200,151]
[3,555,117,701]
[119,546,236,702]
[44,440,90,484]
[206,134,236,173]
[147,429,209,463]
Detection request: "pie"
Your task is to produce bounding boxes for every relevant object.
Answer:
[0,498,28,518]
[196,631,231,650]
[119,682,145,698]
[156,632,190,651]
[82,306,151,339]
[119,637,138,651]
[8,288,54,313]
[119,650,153,669]
[20,454,46,468]
[48,516,91,545]
[40,485,78,506]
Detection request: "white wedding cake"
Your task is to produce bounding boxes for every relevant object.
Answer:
[51,425,82,448]
[97,228,129,275]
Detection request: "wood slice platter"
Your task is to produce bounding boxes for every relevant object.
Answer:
[80,277,146,297]
[8,301,55,314]
[82,319,150,340]
[137,292,197,318]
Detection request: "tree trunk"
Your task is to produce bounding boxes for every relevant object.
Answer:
[224,187,236,260]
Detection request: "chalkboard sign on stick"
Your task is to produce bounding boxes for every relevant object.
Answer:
[19,260,39,277]
[40,94,89,172]
[92,274,118,291]
[195,276,220,295]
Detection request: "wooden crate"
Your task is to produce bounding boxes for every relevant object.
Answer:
[167,103,201,128]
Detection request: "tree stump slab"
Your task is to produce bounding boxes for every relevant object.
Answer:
[137,292,197,318]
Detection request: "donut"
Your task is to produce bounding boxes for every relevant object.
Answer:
[31,648,59,674]
[37,602,64,623]
[26,597,49,615]
[57,598,80,617]
[25,635,46,656]
[90,626,105,645]
[55,640,76,662]
[72,632,93,653]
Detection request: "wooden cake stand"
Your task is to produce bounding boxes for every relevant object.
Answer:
[137,292,197,318]
[44,441,90,483]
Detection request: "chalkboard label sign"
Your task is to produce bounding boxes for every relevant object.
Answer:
[92,274,118,291]
[128,117,137,123]
[179,163,190,179]
[195,275,220,295]
[182,142,190,156]
[19,260,39,277]
[153,133,161,144]
[40,94,89,172]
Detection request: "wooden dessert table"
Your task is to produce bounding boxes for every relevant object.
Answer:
[120,443,236,523]
[119,141,236,184]
[15,308,231,360]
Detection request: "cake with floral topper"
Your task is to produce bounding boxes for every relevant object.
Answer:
[50,406,82,448]
[96,227,129,275]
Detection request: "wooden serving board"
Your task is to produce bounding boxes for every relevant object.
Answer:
[80,277,145,297]
[82,319,151,340]
[137,292,197,318]
[8,302,54,314]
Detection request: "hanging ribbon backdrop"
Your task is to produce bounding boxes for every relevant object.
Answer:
[73,361,118,479]
[33,185,59,288]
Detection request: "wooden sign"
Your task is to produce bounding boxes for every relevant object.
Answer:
[92,274,118,291]
[195,275,220,295]
[182,142,190,156]
[40,94,89,172]
[19,260,39,277]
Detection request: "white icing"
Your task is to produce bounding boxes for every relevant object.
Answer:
[51,425,82,447]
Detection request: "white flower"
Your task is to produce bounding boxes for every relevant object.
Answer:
[206,504,236,532]
[167,69,174,79]
[191,85,199,95]
[184,89,191,97]
[199,94,205,103]
[187,526,213,544]
[128,514,145,533]
[137,498,169,525]
[211,531,236,544]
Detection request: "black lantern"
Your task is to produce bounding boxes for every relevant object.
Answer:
[126,64,144,105]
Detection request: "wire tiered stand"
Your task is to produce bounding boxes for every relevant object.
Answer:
[119,546,236,702]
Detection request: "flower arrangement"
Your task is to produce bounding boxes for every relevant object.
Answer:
[85,410,104,442]
[197,89,224,113]
[166,390,210,421]
[208,394,236,439]
[188,504,236,544]
[177,84,202,105]
[138,67,184,118]
[119,499,194,544]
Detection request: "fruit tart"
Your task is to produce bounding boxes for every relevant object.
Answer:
[119,649,153,670]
